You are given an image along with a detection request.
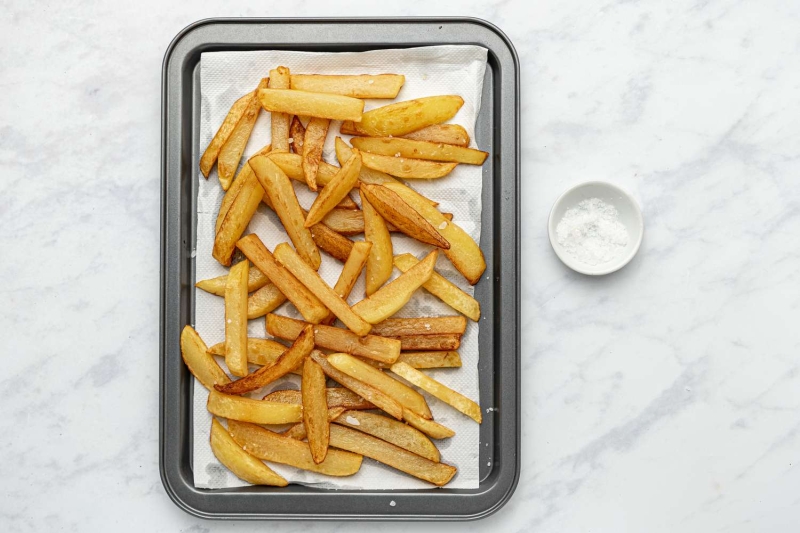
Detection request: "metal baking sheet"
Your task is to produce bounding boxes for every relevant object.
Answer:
[160,17,519,520]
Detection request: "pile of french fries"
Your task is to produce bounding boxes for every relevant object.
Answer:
[183,67,488,488]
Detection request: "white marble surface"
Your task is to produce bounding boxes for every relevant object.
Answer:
[2,1,799,531]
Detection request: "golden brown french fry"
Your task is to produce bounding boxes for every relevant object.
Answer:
[333,136,397,185]
[352,137,488,165]
[311,351,403,420]
[360,189,393,296]
[210,419,288,486]
[326,353,431,419]
[216,325,314,395]
[291,74,405,99]
[365,351,462,370]
[196,264,270,296]
[301,117,330,191]
[384,183,486,284]
[305,152,362,227]
[394,254,480,321]
[224,260,249,377]
[328,425,455,486]
[273,242,372,336]
[263,388,375,411]
[284,407,346,440]
[267,151,339,187]
[216,143,273,233]
[333,410,439,462]
[289,115,306,154]
[228,421,363,476]
[207,390,302,424]
[370,316,466,337]
[357,95,463,137]
[212,171,264,266]
[321,240,372,325]
[359,184,449,249]
[319,208,366,236]
[396,334,461,351]
[208,337,287,364]
[336,194,359,210]
[309,223,354,262]
[360,152,457,179]
[236,235,328,323]
[340,122,470,147]
[200,91,254,177]
[180,326,231,390]
[249,155,321,270]
[391,362,482,423]
[246,282,288,319]
[269,67,291,152]
[302,358,329,463]
[218,78,269,190]
[402,408,456,439]
[352,250,437,324]
[266,314,400,364]
[258,88,364,122]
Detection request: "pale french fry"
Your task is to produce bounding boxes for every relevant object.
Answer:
[302,358,329,463]
[200,91,255,177]
[212,171,264,266]
[250,155,321,270]
[210,419,288,486]
[384,183,486,284]
[266,314,400,364]
[359,184,449,248]
[394,254,480,321]
[360,189,392,296]
[352,137,487,165]
[321,241,371,325]
[360,152,457,179]
[263,388,375,411]
[328,425,455,486]
[246,282,288,319]
[309,223,354,262]
[207,390,302,425]
[224,260,249,377]
[370,316,466,337]
[333,410,439,462]
[402,408,456,440]
[352,250,438,324]
[391,362,482,423]
[218,78,269,190]
[289,115,306,154]
[236,235,328,323]
[180,325,230,390]
[396,334,461,351]
[216,143,273,233]
[267,151,339,187]
[273,242,372,336]
[326,353,431,419]
[215,325,314,395]
[366,351,461,370]
[305,152,362,227]
[284,407,346,440]
[228,421,362,476]
[301,117,330,191]
[291,74,405,99]
[269,67,291,152]
[357,95,463,137]
[196,263,270,296]
[258,88,364,122]
[340,122,470,147]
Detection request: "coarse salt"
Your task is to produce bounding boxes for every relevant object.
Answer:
[346,416,360,426]
[556,198,628,266]
[438,221,448,229]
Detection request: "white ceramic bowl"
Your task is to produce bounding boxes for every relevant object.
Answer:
[548,181,644,275]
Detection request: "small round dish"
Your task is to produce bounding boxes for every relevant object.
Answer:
[548,181,644,276]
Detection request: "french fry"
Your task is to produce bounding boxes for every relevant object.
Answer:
[273,242,372,336]
[360,152,457,179]
[250,155,321,270]
[321,241,371,325]
[210,419,288,486]
[309,223,354,262]
[305,152,362,227]
[352,250,438,324]
[263,387,375,411]
[218,78,269,189]
[302,117,330,191]
[334,136,400,187]
[236,235,328,323]
[370,316,466,337]
[391,362,482,423]
[291,74,405,99]
[207,390,302,425]
[396,334,461,351]
[289,115,306,153]
[328,425,455,486]
[384,183,486,284]
[367,351,462,369]
[360,189,392,296]
[340,122,470,147]
[333,410,439,462]
[266,314,400,364]
[200,91,254,177]
[215,325,314,395]
[357,95,463,137]
[196,263,270,296]
[303,358,329,463]
[212,171,264,266]
[284,407,346,440]
[359,184,449,249]
[352,137,487,165]
[207,337,287,365]
[228,421,363,476]
[402,408,456,440]
[326,353,431,419]
[258,88,364,122]
[246,282,288,319]
[216,143,273,233]
[267,151,339,188]
[394,254,480,321]
[224,260,249,377]
[336,194,359,210]
[319,208,367,236]
[269,67,291,152]
[180,325,230,390]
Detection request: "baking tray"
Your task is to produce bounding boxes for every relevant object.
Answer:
[160,17,519,520]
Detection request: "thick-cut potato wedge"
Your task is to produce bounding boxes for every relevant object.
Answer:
[215,144,272,233]
[319,209,367,236]
[250,155,321,270]
[180,325,230,390]
[334,136,400,186]
[321,241,371,325]
[352,137,487,165]
[269,67,291,152]
[210,419,288,486]
[284,407,346,440]
[267,151,339,188]
[340,122,470,147]
[352,250,437,324]
[380,351,462,369]
[384,183,486,284]
[333,410,439,462]
[360,152,457,179]
[309,223,354,262]
[216,325,314,395]
[302,358,329,463]
[208,337,287,365]
[289,115,306,153]
[395,334,461,351]
[266,314,400,364]
[326,353,432,419]
[306,152,362,227]
[402,408,456,439]
[328,425,455,486]
[218,78,269,189]
[357,95,464,137]
[370,316,466,337]
[263,387,375,410]
[302,117,330,191]
[360,184,449,248]
[196,263,270,296]
[200,91,254,177]
[273,243,371,336]
[360,189,393,296]
[394,254,480,321]
[391,362,482,423]
[228,421,362,476]
[291,74,405,99]
[212,171,264,265]
[246,282,288,319]
[224,260,249,377]
[207,390,303,425]
[258,88,364,122]
[236,235,328,323]
[311,351,403,420]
